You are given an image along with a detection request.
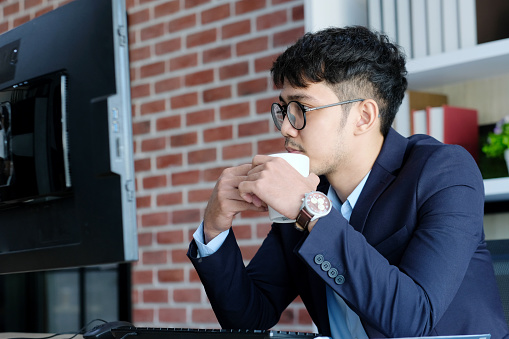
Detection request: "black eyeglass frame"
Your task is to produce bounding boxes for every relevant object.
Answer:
[271,98,365,131]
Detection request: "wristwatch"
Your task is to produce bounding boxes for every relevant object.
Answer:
[295,191,332,231]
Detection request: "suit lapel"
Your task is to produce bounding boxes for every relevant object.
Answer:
[349,128,409,234]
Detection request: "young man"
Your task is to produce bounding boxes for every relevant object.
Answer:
[187,26,509,338]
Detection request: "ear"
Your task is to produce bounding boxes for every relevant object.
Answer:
[354,99,379,135]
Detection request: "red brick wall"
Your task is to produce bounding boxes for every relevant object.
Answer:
[1,0,311,332]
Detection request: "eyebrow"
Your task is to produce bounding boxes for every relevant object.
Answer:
[278,93,316,104]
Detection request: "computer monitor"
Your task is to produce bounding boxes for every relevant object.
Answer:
[0,0,138,274]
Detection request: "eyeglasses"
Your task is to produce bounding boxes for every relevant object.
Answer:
[271,99,364,131]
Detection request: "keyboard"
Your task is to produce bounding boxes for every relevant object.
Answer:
[111,327,320,339]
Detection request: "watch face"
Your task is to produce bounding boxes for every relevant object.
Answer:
[305,192,331,216]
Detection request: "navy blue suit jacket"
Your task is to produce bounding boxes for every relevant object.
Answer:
[188,129,509,338]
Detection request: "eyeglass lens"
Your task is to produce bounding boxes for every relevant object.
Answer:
[271,101,305,131]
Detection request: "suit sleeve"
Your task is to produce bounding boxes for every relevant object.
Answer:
[188,225,300,330]
[297,145,485,337]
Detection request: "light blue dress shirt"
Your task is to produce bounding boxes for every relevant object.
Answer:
[193,172,370,339]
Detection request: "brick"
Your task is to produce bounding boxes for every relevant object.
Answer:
[256,97,274,114]
[239,120,270,137]
[132,121,151,135]
[257,137,285,154]
[172,209,201,224]
[158,269,184,282]
[202,4,230,24]
[222,20,251,40]
[142,175,167,190]
[223,143,252,160]
[255,53,280,73]
[279,309,295,324]
[256,223,272,238]
[156,153,183,169]
[188,188,213,203]
[203,45,232,64]
[172,170,200,185]
[157,192,183,206]
[132,270,153,285]
[140,61,165,78]
[203,85,231,103]
[143,289,169,303]
[192,308,217,323]
[171,132,198,147]
[239,244,260,261]
[220,102,250,120]
[171,249,189,263]
[185,0,210,8]
[141,212,169,227]
[131,84,150,98]
[298,308,313,324]
[136,195,151,208]
[142,250,168,265]
[133,309,154,323]
[203,166,228,182]
[235,0,265,15]
[240,209,268,219]
[140,99,166,115]
[274,27,305,47]
[128,8,149,26]
[138,232,153,247]
[219,61,249,80]
[159,308,187,323]
[204,125,233,142]
[169,13,196,33]
[238,78,267,96]
[185,69,214,86]
[173,288,201,303]
[186,109,215,126]
[154,0,180,18]
[134,158,151,172]
[3,3,20,16]
[35,5,53,18]
[14,15,30,27]
[25,0,43,9]
[237,36,268,56]
[156,115,181,131]
[157,229,184,244]
[292,4,305,21]
[171,92,198,109]
[130,46,151,62]
[170,53,198,71]
[187,28,217,48]
[141,137,166,152]
[155,76,182,94]
[155,37,181,55]
[256,10,287,31]
[232,224,252,239]
[140,22,166,41]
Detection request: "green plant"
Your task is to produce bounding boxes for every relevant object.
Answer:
[482,116,509,158]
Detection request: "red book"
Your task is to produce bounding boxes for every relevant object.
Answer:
[426,105,478,161]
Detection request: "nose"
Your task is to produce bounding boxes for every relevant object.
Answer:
[280,114,298,138]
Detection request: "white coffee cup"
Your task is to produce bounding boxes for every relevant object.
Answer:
[267,153,309,223]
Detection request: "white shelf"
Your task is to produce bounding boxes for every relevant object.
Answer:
[406,38,509,90]
[484,177,509,202]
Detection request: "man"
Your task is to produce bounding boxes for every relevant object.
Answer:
[187,26,509,338]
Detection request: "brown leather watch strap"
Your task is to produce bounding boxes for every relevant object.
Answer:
[295,207,313,231]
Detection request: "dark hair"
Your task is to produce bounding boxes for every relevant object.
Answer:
[271,26,407,137]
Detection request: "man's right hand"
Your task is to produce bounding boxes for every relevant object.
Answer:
[203,164,268,244]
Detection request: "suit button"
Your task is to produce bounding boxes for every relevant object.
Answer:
[328,268,338,278]
[321,261,331,271]
[335,275,345,285]
[314,254,324,265]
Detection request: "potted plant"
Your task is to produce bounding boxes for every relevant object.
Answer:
[482,115,509,172]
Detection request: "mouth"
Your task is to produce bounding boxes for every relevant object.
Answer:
[285,139,305,154]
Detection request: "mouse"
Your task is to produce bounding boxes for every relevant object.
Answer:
[83,321,134,339]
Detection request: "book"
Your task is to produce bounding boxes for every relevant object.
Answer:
[426,0,443,55]
[442,0,460,52]
[426,105,479,160]
[410,0,427,58]
[395,90,448,137]
[411,108,427,135]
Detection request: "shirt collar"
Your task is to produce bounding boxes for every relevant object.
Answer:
[327,171,371,212]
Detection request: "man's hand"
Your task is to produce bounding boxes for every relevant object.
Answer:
[238,155,320,221]
[203,164,268,244]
